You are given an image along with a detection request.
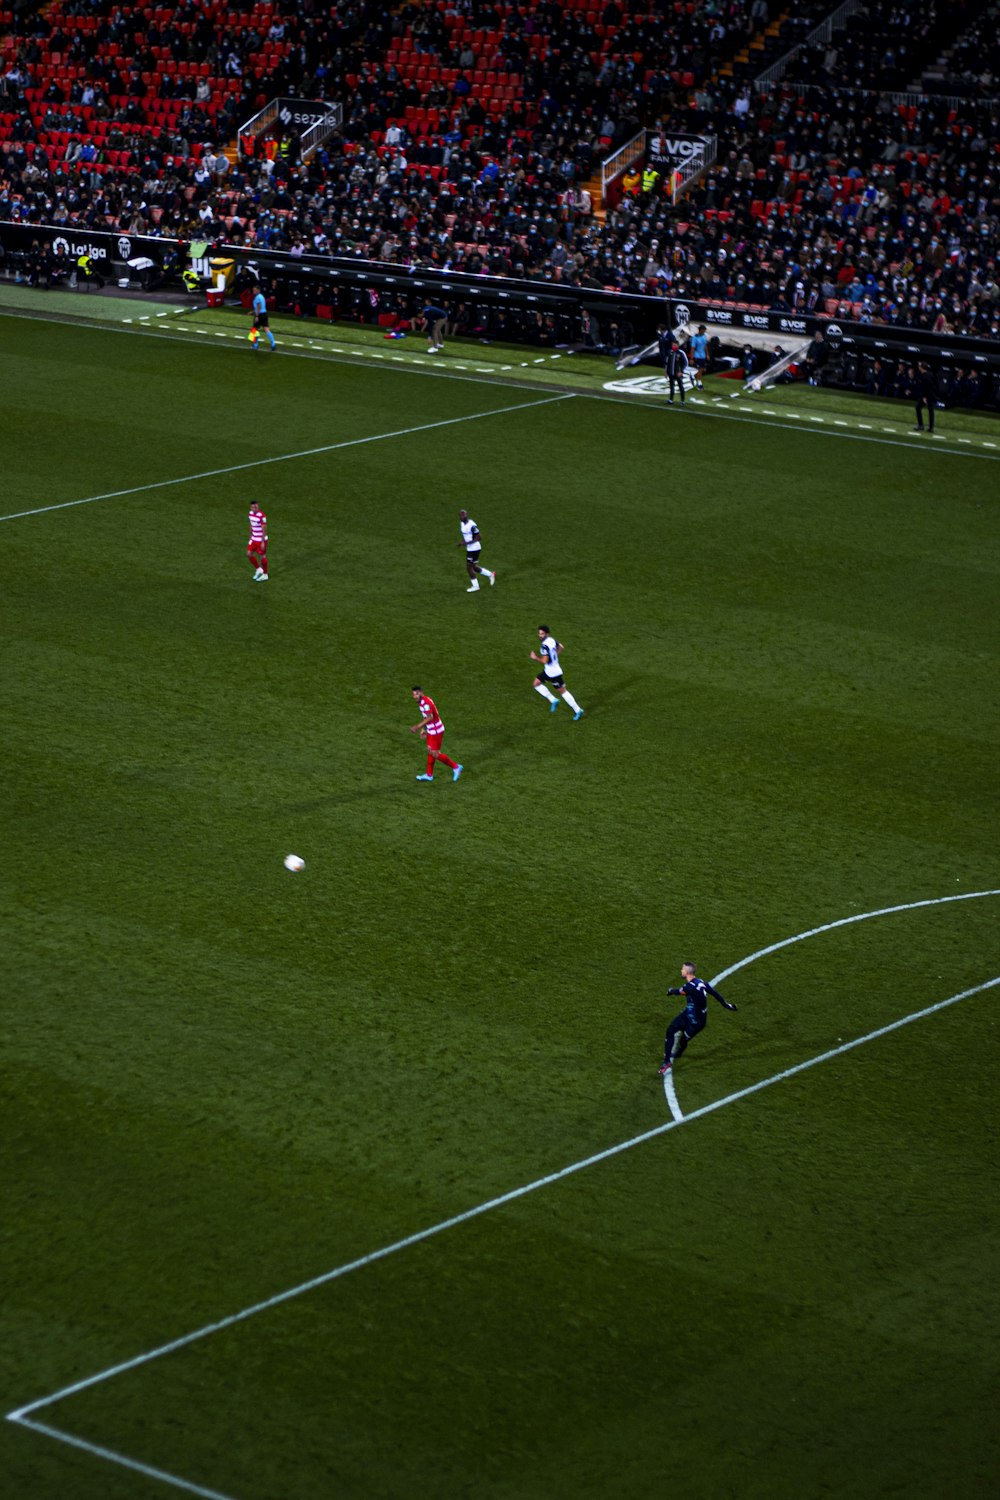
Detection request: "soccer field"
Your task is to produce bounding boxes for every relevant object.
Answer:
[3,309,999,1500]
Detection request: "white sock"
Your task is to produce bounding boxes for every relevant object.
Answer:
[562,690,581,712]
[535,683,557,704]
[467,580,480,590]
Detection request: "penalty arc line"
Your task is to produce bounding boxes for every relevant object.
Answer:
[710,887,1000,987]
[0,393,575,525]
[8,886,999,1432]
[662,886,1000,1118]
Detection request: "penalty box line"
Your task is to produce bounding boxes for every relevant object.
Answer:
[0,392,574,525]
[8,967,999,1434]
[9,977,999,1500]
[11,1417,238,1500]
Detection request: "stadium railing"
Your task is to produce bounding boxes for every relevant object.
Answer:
[754,0,866,92]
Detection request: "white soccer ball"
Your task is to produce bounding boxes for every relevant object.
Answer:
[283,854,305,873]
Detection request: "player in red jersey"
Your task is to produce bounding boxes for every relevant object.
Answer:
[409,687,463,782]
[248,503,268,581]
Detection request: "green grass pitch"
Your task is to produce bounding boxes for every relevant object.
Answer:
[3,310,999,1500]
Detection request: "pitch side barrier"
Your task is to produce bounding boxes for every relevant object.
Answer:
[3,220,999,378]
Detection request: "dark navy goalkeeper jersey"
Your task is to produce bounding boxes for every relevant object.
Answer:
[671,976,728,1025]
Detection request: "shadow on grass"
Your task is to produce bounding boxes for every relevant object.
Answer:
[582,673,641,713]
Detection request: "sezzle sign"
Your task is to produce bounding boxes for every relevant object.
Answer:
[274,97,337,130]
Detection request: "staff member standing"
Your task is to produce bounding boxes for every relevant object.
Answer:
[914,362,937,434]
[664,339,689,406]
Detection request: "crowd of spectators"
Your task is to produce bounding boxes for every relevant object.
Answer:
[922,0,999,98]
[1,0,999,347]
[786,0,990,94]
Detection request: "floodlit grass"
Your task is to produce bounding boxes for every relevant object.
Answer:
[3,310,999,1500]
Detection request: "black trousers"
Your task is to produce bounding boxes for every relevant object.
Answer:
[915,396,934,430]
[664,1009,705,1063]
[667,370,685,402]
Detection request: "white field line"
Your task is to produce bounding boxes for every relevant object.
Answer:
[0,394,574,525]
[591,392,999,461]
[9,973,1000,1500]
[8,885,998,1437]
[662,888,1000,1116]
[2,306,995,461]
[709,887,1000,986]
[663,1069,684,1121]
[14,1418,238,1500]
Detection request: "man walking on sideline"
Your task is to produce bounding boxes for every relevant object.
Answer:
[659,963,737,1072]
[530,626,583,719]
[250,283,276,351]
[409,687,463,782]
[689,323,708,388]
[247,502,268,581]
[457,509,497,591]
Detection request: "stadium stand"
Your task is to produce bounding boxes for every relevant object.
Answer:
[920,0,999,97]
[1,0,998,349]
[786,0,994,93]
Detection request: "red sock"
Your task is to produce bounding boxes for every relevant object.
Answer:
[259,553,267,573]
[426,753,436,776]
[437,753,458,770]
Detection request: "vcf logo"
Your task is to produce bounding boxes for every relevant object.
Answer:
[117,236,132,260]
[674,304,691,326]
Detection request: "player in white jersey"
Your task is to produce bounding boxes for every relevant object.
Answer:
[456,509,497,592]
[530,625,584,719]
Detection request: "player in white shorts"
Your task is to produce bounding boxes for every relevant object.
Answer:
[457,509,497,592]
[530,626,584,719]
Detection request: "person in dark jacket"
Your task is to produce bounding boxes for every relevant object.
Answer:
[914,362,937,433]
[663,337,689,405]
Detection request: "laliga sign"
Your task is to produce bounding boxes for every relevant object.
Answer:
[53,233,109,260]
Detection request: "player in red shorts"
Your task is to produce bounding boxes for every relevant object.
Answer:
[409,687,463,782]
[248,502,268,581]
